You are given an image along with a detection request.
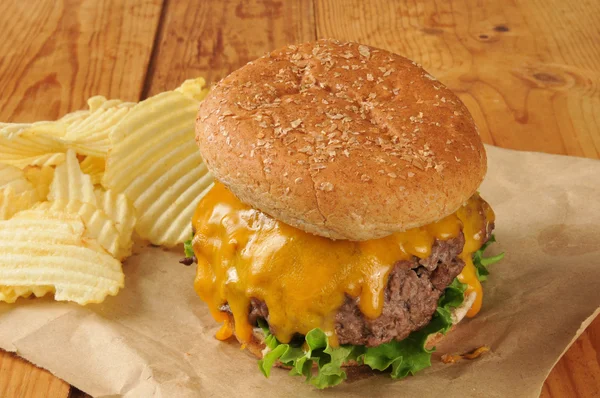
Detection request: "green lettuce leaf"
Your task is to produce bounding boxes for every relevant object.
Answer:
[257,278,467,388]
[184,233,194,258]
[256,237,503,388]
[472,234,505,281]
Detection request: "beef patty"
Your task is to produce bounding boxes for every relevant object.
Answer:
[334,234,465,347]
[220,223,493,347]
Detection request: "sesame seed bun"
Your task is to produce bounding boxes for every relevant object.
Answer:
[196,39,486,241]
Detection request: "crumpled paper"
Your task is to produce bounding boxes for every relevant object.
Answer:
[1,145,599,397]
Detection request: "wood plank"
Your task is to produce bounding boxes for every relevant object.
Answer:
[542,316,600,398]
[143,0,316,95]
[0,0,164,396]
[0,1,597,397]
[67,387,89,398]
[49,7,316,397]
[0,352,69,398]
[315,1,600,396]
[0,0,164,123]
[314,0,600,159]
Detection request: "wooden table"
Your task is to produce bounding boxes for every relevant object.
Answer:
[1,0,598,397]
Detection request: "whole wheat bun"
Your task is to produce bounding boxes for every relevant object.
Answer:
[196,39,486,241]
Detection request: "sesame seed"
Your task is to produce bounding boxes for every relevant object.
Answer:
[319,182,334,191]
[294,177,303,184]
[358,45,371,58]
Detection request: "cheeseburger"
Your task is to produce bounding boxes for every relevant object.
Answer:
[186,39,503,388]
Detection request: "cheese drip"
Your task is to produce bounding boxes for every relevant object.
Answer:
[192,183,494,345]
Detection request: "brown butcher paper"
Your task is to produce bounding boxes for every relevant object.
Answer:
[0,145,599,397]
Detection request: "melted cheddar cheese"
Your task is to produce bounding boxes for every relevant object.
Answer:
[192,183,495,345]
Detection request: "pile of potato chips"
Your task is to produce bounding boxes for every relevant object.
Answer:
[0,78,214,305]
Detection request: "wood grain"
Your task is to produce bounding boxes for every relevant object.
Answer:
[541,316,600,398]
[0,0,164,123]
[0,352,69,398]
[315,1,600,396]
[0,0,598,397]
[0,1,164,397]
[314,0,600,159]
[143,0,316,96]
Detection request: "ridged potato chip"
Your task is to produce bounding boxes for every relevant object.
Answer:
[65,96,135,157]
[24,165,55,201]
[59,109,91,125]
[0,164,39,219]
[0,286,55,303]
[0,163,34,194]
[0,187,38,220]
[80,156,105,185]
[0,96,133,169]
[95,188,136,258]
[176,77,210,102]
[0,210,124,304]
[50,200,121,259]
[48,150,128,259]
[48,149,96,205]
[103,91,214,247]
[0,122,67,168]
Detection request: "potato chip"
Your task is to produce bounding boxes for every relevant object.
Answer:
[59,109,91,125]
[0,122,67,168]
[80,156,105,185]
[51,200,121,259]
[48,150,127,259]
[176,77,210,102]
[24,165,55,201]
[0,210,124,304]
[0,164,39,219]
[64,96,135,157]
[0,286,55,302]
[0,163,33,194]
[87,96,124,112]
[48,149,96,205]
[0,121,66,138]
[103,91,214,247]
[95,188,137,258]
[0,187,38,220]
